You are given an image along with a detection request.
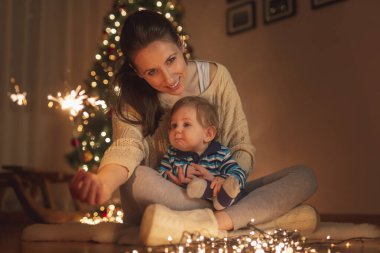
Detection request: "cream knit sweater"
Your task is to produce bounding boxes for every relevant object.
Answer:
[99,62,256,178]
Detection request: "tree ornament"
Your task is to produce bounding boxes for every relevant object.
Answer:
[71,138,80,147]
[83,151,93,162]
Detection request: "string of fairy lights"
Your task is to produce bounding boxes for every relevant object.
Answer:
[77,206,379,253]
[79,215,380,253]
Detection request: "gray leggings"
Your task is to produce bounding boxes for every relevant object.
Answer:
[119,165,317,230]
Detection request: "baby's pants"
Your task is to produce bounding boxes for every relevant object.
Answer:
[119,165,317,230]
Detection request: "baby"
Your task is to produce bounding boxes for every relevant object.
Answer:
[158,96,247,210]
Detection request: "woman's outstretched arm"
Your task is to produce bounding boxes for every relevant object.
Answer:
[70,164,129,205]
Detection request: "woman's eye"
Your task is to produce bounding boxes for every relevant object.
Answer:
[147,70,157,76]
[167,56,176,64]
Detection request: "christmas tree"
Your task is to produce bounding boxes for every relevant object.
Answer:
[64,0,192,171]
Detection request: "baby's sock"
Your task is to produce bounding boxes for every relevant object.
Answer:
[187,177,213,199]
[214,176,241,210]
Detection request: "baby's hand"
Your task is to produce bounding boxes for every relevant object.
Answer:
[190,163,214,181]
[185,165,202,179]
[210,177,226,197]
[166,165,195,185]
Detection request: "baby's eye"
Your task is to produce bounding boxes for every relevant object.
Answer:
[170,123,177,129]
[183,122,191,127]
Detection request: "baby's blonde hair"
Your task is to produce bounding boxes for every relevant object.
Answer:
[171,96,219,134]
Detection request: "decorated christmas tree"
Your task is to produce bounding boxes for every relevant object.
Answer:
[61,0,192,172]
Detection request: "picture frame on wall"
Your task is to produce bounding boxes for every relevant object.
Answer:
[226,2,256,36]
[311,0,344,9]
[263,0,296,24]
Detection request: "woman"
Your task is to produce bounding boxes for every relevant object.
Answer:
[24,10,318,246]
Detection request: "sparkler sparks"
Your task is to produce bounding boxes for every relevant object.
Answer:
[8,78,27,106]
[47,85,107,117]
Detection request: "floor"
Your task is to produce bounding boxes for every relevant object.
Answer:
[1,212,380,253]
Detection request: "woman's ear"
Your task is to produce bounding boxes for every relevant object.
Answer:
[204,126,217,143]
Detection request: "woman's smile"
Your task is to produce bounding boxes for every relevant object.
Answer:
[168,77,181,90]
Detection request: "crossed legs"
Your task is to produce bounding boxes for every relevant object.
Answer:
[120,164,318,230]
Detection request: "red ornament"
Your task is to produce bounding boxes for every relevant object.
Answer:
[71,138,80,147]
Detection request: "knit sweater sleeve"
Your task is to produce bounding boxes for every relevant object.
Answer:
[98,112,146,177]
[209,64,256,175]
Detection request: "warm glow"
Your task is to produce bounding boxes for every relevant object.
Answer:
[80,204,123,225]
[47,85,87,117]
[9,79,28,106]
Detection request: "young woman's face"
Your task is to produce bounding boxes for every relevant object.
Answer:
[169,106,213,154]
[133,40,187,95]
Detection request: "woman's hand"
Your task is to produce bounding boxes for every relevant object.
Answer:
[70,169,112,206]
[210,177,226,197]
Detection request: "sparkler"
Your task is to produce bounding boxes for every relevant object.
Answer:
[47,85,107,117]
[8,78,27,106]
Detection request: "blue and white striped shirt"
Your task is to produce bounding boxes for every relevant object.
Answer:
[158,141,247,188]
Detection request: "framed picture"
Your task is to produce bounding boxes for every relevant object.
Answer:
[311,0,344,9]
[263,0,296,24]
[226,2,256,36]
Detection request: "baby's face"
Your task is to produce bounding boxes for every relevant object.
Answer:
[169,106,210,154]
